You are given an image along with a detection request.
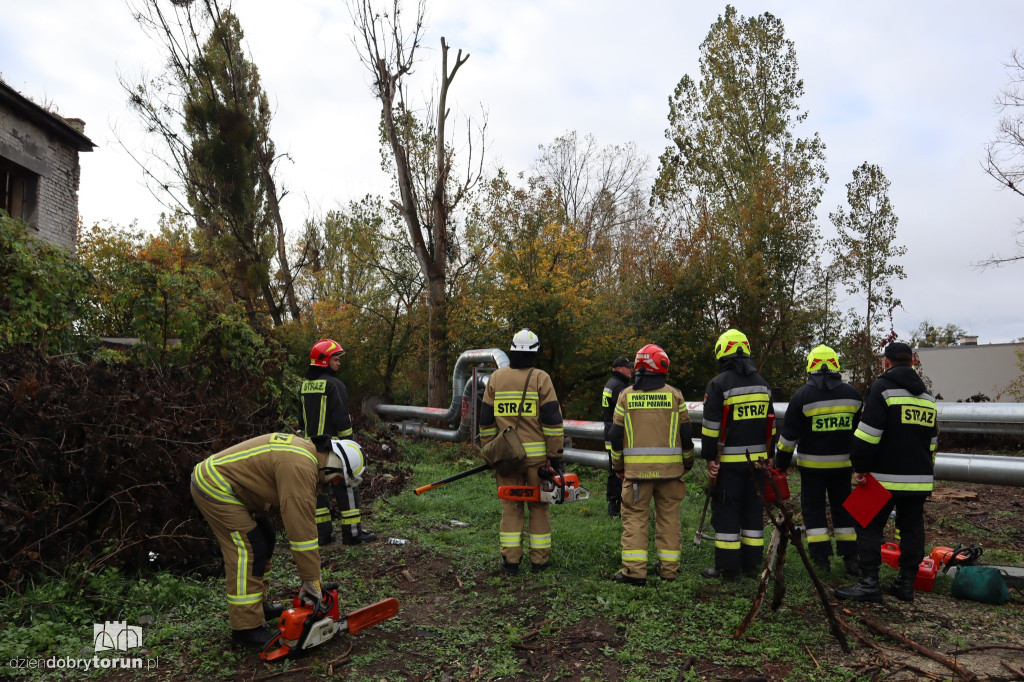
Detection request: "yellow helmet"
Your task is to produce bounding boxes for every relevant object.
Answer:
[714,328,750,360]
[806,345,841,373]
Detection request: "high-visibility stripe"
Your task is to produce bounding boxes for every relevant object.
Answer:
[657,549,681,562]
[715,532,740,550]
[621,549,648,562]
[702,419,722,431]
[231,531,248,599]
[339,509,360,525]
[624,454,684,464]
[493,391,540,399]
[854,427,882,444]
[499,532,521,548]
[523,441,547,458]
[290,539,318,552]
[834,528,856,542]
[720,452,767,463]
[803,399,861,416]
[529,533,551,549]
[479,425,498,437]
[796,453,851,468]
[542,425,564,437]
[873,472,933,492]
[777,436,797,452]
[315,507,331,523]
[741,536,764,547]
[806,528,830,542]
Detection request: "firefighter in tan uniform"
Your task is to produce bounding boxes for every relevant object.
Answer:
[609,344,695,586]
[190,433,349,647]
[478,329,565,575]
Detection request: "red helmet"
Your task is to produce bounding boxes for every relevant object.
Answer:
[310,339,345,367]
[634,344,669,374]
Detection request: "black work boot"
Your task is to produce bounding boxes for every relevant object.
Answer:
[701,566,740,581]
[882,572,915,602]
[262,601,286,622]
[500,558,520,576]
[842,555,861,576]
[232,625,275,648]
[342,527,378,545]
[613,572,646,587]
[835,575,883,603]
[607,499,621,517]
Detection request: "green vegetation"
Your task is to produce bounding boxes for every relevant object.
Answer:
[4,439,1021,680]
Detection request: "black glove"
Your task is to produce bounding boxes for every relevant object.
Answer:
[548,457,565,477]
[774,451,793,471]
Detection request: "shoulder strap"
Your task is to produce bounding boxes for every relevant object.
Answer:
[515,368,537,432]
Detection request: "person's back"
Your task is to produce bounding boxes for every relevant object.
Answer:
[699,329,775,581]
[777,345,862,575]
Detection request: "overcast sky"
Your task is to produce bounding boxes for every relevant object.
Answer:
[3,1,1023,344]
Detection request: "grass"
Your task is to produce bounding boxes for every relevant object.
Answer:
[2,438,1022,681]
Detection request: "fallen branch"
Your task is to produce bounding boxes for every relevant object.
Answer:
[1002,660,1024,680]
[857,612,978,681]
[949,645,1024,655]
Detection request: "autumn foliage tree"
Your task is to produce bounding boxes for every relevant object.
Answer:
[652,5,828,390]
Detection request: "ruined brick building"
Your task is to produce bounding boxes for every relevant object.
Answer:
[0,79,94,253]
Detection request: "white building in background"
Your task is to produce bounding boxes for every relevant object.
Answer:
[916,337,1024,403]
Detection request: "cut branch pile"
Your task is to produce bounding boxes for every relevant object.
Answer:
[0,347,409,594]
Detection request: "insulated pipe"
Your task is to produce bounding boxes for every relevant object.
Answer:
[563,402,1024,439]
[565,445,1024,487]
[378,348,509,442]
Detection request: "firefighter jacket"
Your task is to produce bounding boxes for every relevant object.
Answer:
[776,372,862,470]
[299,367,353,439]
[602,371,630,445]
[701,355,775,466]
[851,365,938,497]
[608,373,694,479]
[479,366,564,461]
[191,433,322,581]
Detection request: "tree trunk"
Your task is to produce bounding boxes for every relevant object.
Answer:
[260,158,302,321]
[426,272,449,410]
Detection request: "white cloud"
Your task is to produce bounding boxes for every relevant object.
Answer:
[3,0,1023,342]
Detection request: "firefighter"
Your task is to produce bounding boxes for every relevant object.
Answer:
[190,433,347,647]
[608,344,694,586]
[479,329,565,575]
[836,342,938,603]
[299,339,376,547]
[602,356,634,517]
[775,345,862,575]
[700,329,776,580]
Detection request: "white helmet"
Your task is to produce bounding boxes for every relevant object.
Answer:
[510,328,541,352]
[330,438,365,485]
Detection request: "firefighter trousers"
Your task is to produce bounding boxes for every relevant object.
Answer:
[620,478,686,579]
[496,463,550,566]
[856,495,926,577]
[799,467,857,559]
[711,465,765,573]
[191,484,276,630]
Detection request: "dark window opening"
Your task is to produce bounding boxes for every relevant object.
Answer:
[0,157,39,227]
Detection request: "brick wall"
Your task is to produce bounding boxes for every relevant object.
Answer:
[0,106,82,253]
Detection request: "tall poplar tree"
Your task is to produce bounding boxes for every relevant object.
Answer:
[652,5,828,386]
[122,0,300,327]
[829,162,906,391]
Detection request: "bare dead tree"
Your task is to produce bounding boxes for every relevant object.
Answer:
[350,0,485,408]
[981,49,1024,268]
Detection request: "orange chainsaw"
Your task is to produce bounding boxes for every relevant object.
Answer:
[497,472,590,504]
[260,583,399,661]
